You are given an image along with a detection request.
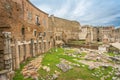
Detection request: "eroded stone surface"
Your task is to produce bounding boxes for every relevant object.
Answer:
[56,59,72,72]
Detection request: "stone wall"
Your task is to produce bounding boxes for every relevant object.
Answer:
[0,32,14,80]
[0,32,4,71]
[0,0,81,79]
[0,0,52,70]
[79,25,93,44]
[49,15,81,45]
[114,28,120,42]
[92,26,115,43]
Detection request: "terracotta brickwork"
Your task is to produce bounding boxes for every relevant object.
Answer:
[0,1,81,78]
[0,0,50,71]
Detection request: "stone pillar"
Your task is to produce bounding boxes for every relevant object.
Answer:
[23,43,26,61]
[15,40,20,69]
[0,32,4,70]
[41,37,44,53]
[0,32,14,80]
[46,41,49,51]
[0,33,9,80]
[37,39,40,55]
[3,32,12,70]
[30,39,35,57]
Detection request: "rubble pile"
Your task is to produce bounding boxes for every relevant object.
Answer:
[56,59,72,72]
[21,56,43,79]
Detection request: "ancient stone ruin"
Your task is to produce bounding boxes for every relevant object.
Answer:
[0,32,14,80]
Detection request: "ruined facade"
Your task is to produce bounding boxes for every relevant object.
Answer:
[0,0,52,79]
[1,0,119,80]
[79,25,93,44]
[114,28,120,42]
[93,26,115,43]
[0,0,82,79]
[80,25,116,44]
[49,15,81,46]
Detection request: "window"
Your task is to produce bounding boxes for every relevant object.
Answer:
[36,16,40,25]
[21,28,25,35]
[33,30,37,36]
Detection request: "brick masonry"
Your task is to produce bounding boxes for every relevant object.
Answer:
[0,0,119,80]
[0,0,50,71]
[0,0,81,75]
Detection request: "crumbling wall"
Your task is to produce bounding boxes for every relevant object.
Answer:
[0,31,14,80]
[49,16,81,44]
[0,32,4,71]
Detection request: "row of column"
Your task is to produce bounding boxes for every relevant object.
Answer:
[14,38,51,69]
[0,31,54,80]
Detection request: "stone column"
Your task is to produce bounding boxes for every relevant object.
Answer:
[0,32,4,70]
[37,39,40,55]
[15,40,20,69]
[3,32,12,70]
[2,32,14,80]
[41,37,44,53]
[30,39,35,57]
[46,41,49,51]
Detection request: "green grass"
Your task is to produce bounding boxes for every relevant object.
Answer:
[65,49,75,53]
[13,48,115,80]
[38,48,115,80]
[107,52,116,57]
[13,58,35,80]
[107,52,120,57]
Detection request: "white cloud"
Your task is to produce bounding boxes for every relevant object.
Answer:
[71,0,92,18]
[38,5,52,13]
[53,0,71,17]
[30,0,120,26]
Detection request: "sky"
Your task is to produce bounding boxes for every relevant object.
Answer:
[30,0,120,27]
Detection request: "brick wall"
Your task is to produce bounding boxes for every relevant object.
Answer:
[0,0,51,70]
